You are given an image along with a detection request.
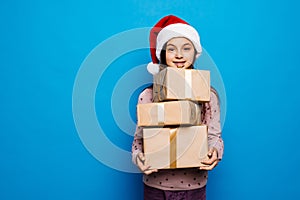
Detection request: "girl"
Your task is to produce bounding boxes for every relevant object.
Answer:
[132,15,224,200]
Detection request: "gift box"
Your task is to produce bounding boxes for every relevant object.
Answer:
[153,68,210,102]
[143,125,208,169]
[137,100,201,127]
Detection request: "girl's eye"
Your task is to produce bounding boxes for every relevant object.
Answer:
[167,48,175,52]
[183,47,191,51]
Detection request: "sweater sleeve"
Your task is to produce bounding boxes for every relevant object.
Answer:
[131,87,153,165]
[202,88,224,160]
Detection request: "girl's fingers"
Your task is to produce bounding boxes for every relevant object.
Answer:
[199,160,218,171]
[144,168,158,175]
[202,150,218,165]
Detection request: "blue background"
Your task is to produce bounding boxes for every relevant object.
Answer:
[1,0,300,199]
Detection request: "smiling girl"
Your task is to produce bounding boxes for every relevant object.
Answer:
[164,37,195,69]
[132,15,224,200]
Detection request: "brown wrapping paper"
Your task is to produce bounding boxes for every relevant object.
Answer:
[137,100,201,127]
[143,125,208,169]
[153,68,210,102]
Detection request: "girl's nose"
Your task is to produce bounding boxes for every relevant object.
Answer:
[175,51,183,59]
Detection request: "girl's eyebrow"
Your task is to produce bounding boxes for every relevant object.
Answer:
[167,43,192,47]
[166,43,176,47]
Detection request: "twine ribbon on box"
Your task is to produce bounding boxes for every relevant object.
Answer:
[170,128,177,168]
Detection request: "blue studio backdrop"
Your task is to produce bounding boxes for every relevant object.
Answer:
[1,1,300,200]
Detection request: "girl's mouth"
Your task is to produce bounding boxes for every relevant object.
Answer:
[173,61,185,68]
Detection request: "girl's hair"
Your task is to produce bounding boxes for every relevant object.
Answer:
[159,42,197,71]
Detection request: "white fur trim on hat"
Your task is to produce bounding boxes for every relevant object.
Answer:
[156,23,202,61]
[147,62,160,75]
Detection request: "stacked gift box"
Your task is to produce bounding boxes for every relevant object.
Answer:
[137,67,211,169]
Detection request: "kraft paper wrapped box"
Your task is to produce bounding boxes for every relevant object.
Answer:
[153,68,210,102]
[137,100,201,127]
[143,125,208,169]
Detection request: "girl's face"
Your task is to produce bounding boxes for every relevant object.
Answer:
[165,37,195,69]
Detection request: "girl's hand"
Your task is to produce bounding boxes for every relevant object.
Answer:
[136,152,158,175]
[199,148,219,170]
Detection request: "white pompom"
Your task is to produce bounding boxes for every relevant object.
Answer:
[147,62,160,75]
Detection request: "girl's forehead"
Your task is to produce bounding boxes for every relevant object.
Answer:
[167,37,193,45]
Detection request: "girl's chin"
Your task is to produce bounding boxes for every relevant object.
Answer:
[169,65,188,69]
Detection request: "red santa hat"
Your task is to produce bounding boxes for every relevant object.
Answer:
[147,15,202,75]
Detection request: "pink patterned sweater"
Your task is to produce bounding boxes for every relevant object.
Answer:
[132,87,224,191]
